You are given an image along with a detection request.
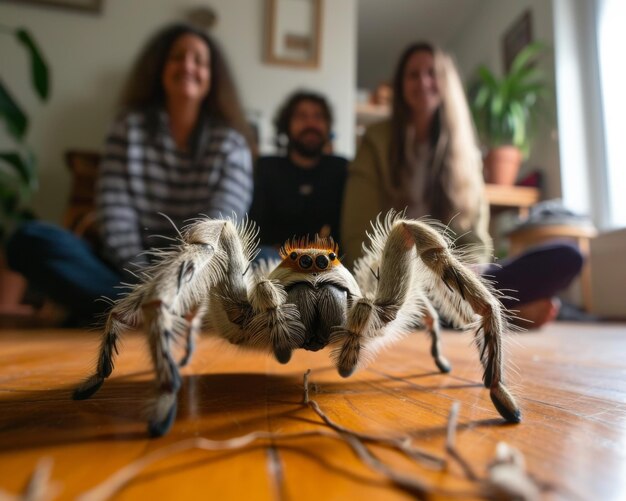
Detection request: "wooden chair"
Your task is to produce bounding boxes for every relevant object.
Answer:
[63,150,101,248]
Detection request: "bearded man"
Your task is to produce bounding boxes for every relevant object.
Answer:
[250,91,348,254]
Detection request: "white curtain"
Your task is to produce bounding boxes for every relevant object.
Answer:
[596,0,626,228]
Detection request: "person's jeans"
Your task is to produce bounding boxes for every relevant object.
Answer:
[6,221,124,325]
[481,242,584,309]
[254,245,281,263]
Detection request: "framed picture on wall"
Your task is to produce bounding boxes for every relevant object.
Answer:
[264,0,323,68]
[4,0,102,13]
[502,10,533,72]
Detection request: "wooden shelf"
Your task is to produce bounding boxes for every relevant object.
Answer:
[484,183,540,216]
[355,102,389,125]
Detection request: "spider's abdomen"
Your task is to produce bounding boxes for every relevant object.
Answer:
[286,282,348,351]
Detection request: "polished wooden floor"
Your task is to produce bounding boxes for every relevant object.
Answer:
[0,322,625,500]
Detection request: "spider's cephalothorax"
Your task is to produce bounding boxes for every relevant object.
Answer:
[73,211,521,437]
[273,238,357,354]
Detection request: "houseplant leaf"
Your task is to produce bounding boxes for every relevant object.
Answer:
[508,42,545,78]
[509,101,528,151]
[0,151,35,187]
[0,180,20,217]
[477,66,499,91]
[0,80,28,140]
[469,44,549,153]
[16,28,50,101]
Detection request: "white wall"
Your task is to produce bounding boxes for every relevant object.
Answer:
[0,0,356,224]
[448,0,561,201]
[357,0,481,90]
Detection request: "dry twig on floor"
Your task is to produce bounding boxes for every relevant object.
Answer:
[484,442,542,501]
[302,368,311,404]
[0,458,61,501]
[445,401,480,481]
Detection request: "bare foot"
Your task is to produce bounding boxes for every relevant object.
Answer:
[513,297,561,329]
[35,299,68,327]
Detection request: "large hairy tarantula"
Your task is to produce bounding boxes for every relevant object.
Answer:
[73,211,521,437]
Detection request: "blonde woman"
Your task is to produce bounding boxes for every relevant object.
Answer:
[341,42,582,327]
[343,42,488,265]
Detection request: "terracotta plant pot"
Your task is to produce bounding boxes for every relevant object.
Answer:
[484,146,522,185]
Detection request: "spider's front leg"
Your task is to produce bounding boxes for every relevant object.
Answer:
[179,303,208,367]
[215,275,306,364]
[337,218,521,423]
[74,220,229,437]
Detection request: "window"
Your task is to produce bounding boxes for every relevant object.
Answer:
[597,0,626,228]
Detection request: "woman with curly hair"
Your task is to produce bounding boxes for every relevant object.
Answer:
[8,23,254,326]
[98,22,254,276]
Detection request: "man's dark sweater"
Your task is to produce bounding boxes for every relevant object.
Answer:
[250,155,348,247]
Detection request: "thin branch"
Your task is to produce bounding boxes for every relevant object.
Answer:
[303,369,311,404]
[266,446,285,501]
[77,431,332,501]
[306,397,475,499]
[304,375,445,468]
[0,458,61,501]
[338,432,431,499]
[445,401,480,481]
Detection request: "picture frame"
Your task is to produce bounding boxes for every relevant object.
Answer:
[4,0,102,14]
[502,10,533,72]
[264,0,323,69]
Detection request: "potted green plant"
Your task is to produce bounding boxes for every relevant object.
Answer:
[0,26,50,308]
[469,42,549,185]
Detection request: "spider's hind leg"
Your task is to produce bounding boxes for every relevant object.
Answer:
[409,222,521,423]
[421,298,451,374]
[144,301,185,437]
[336,216,520,423]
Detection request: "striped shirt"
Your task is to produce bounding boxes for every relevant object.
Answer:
[96,109,253,274]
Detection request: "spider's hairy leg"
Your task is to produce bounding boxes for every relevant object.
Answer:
[205,220,304,363]
[179,303,207,367]
[74,219,224,433]
[72,285,146,400]
[335,221,417,378]
[138,220,237,436]
[421,297,451,373]
[143,301,183,437]
[247,278,306,364]
[402,220,521,423]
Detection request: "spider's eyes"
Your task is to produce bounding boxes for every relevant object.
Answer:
[289,251,298,261]
[299,255,313,269]
[315,255,329,269]
[328,252,336,261]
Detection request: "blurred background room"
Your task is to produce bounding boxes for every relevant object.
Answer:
[1,3,626,500]
[0,0,624,323]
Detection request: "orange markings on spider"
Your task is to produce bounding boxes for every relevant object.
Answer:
[278,236,340,273]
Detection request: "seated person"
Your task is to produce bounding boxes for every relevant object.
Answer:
[7,23,254,326]
[250,91,347,259]
[341,42,582,328]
